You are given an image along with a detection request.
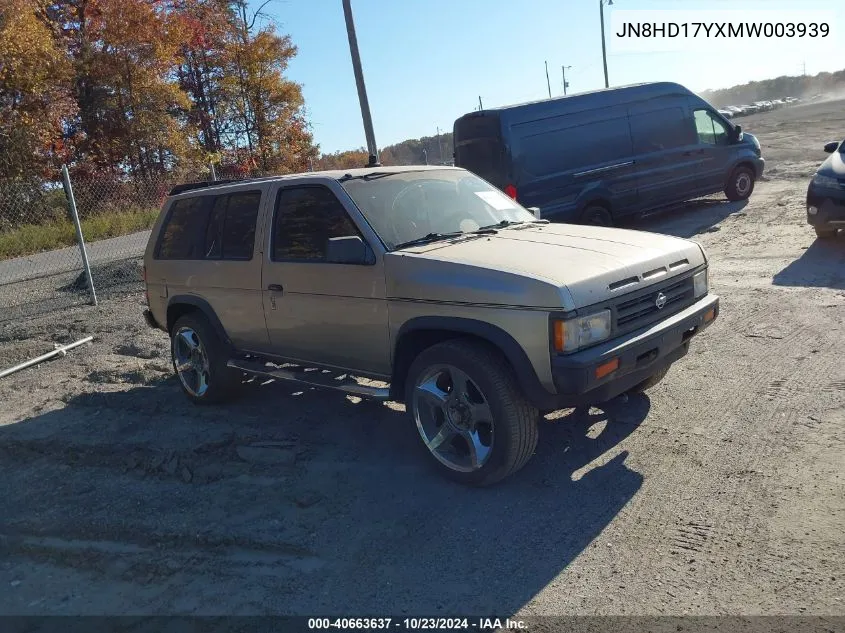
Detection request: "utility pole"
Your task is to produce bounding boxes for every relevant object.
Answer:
[562,65,572,95]
[545,60,552,99]
[436,126,444,164]
[342,0,379,166]
[478,95,483,111]
[802,61,807,76]
[600,0,613,88]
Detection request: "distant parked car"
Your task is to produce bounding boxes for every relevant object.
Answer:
[740,104,759,114]
[726,106,745,117]
[453,82,765,225]
[807,139,845,239]
[718,109,734,119]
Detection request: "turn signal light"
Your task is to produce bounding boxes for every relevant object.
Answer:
[595,358,619,379]
[704,308,715,323]
[504,184,517,200]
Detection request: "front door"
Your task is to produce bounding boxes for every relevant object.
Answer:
[260,183,390,375]
[627,101,703,211]
[692,108,735,192]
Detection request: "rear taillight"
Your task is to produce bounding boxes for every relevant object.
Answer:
[504,184,517,200]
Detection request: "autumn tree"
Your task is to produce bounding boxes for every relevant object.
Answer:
[0,0,76,178]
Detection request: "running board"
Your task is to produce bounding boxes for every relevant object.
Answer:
[227,359,391,400]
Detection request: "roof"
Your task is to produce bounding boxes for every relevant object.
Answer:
[456,82,694,120]
[168,164,460,196]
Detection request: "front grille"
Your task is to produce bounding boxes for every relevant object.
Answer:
[614,274,696,333]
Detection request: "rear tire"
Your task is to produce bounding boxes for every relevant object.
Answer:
[405,340,539,486]
[725,166,755,201]
[170,313,241,405]
[629,367,669,394]
[580,204,613,227]
[814,226,837,239]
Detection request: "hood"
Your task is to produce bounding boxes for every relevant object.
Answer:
[385,223,705,311]
[818,149,845,178]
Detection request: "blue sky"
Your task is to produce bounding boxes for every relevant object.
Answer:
[258,0,844,154]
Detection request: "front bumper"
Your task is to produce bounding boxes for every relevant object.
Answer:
[548,294,719,407]
[751,157,765,178]
[807,188,845,228]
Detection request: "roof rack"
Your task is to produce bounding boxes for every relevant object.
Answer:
[168,180,237,196]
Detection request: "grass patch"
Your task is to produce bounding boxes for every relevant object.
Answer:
[0,208,159,260]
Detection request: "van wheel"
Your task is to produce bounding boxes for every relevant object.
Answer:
[405,340,539,486]
[580,204,613,226]
[814,227,837,239]
[628,367,669,394]
[725,166,755,201]
[170,313,241,405]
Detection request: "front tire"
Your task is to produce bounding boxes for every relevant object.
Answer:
[405,340,539,486]
[170,313,241,405]
[725,166,755,201]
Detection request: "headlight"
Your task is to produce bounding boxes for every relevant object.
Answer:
[813,173,839,189]
[693,269,708,298]
[554,310,611,353]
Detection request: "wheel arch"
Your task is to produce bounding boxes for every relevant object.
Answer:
[391,316,554,407]
[166,295,230,345]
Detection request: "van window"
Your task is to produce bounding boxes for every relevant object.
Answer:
[694,109,731,146]
[629,107,695,153]
[157,196,210,260]
[203,191,261,260]
[453,114,503,185]
[273,186,360,261]
[519,115,632,178]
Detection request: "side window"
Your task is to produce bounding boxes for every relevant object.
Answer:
[694,109,731,146]
[629,107,695,153]
[202,191,261,260]
[157,196,209,260]
[273,186,360,261]
[222,191,261,259]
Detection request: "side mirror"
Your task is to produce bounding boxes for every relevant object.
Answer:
[527,206,542,219]
[325,235,372,265]
[733,124,743,141]
[823,141,840,154]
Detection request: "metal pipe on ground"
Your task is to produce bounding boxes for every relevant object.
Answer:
[0,336,94,379]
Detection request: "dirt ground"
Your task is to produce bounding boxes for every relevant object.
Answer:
[0,100,843,618]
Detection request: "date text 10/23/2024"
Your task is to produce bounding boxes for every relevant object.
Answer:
[307,617,529,631]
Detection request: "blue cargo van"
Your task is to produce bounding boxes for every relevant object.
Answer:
[453,82,765,225]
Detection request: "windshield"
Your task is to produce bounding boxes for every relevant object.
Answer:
[339,169,537,250]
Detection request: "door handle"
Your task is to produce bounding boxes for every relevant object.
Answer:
[267,284,284,292]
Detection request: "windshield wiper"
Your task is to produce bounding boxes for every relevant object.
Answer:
[477,219,549,231]
[393,228,497,250]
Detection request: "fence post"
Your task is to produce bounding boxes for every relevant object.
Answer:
[61,164,98,306]
[209,161,217,182]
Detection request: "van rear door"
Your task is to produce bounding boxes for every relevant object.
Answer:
[453,113,507,189]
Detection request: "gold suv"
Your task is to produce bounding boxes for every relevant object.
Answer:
[143,166,719,485]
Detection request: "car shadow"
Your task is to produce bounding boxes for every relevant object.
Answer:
[627,198,749,239]
[0,375,649,615]
[773,234,845,289]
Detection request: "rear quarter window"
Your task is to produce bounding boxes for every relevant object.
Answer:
[156,196,209,260]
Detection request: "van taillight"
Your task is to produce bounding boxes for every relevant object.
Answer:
[504,184,517,200]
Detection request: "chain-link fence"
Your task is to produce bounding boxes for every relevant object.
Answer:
[0,168,215,323]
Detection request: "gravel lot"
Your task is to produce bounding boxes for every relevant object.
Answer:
[0,99,843,617]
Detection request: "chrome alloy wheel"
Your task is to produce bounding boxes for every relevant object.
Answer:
[411,364,494,472]
[172,327,210,398]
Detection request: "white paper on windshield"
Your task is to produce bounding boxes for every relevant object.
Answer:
[474,191,517,210]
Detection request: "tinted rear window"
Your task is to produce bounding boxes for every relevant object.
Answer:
[454,114,504,185]
[157,190,261,261]
[157,196,209,259]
